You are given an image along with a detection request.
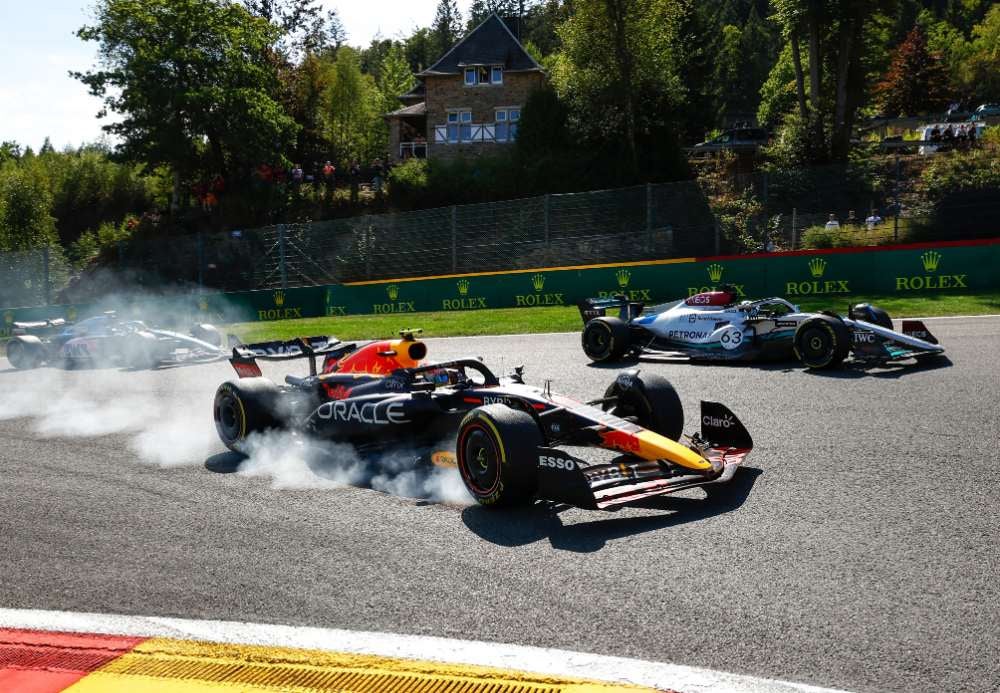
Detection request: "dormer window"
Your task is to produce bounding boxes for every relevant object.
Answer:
[464,65,503,86]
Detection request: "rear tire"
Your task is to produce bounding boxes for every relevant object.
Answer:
[794,315,851,369]
[7,339,42,370]
[456,404,542,507]
[581,316,631,362]
[213,378,282,453]
[603,372,684,441]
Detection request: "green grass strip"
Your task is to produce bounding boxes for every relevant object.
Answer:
[230,291,1000,343]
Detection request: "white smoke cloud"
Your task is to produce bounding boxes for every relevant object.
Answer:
[2,304,473,506]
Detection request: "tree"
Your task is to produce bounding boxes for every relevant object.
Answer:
[324,47,380,164]
[377,43,416,112]
[242,0,344,54]
[75,0,299,210]
[0,168,58,252]
[965,6,1000,103]
[875,26,951,116]
[553,0,686,181]
[432,0,463,59]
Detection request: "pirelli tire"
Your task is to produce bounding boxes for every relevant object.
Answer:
[604,372,684,441]
[794,315,851,369]
[581,316,631,362]
[6,338,44,370]
[213,378,282,454]
[456,404,543,508]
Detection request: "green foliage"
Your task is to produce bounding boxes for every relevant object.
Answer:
[432,0,463,58]
[75,0,299,182]
[323,47,383,164]
[386,158,430,209]
[69,218,136,266]
[0,166,58,252]
[552,0,687,181]
[800,224,850,249]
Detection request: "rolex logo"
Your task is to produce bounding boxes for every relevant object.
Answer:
[808,258,827,278]
[616,269,631,288]
[386,284,400,301]
[531,273,546,291]
[707,264,724,283]
[273,290,285,307]
[457,279,470,296]
[921,251,941,272]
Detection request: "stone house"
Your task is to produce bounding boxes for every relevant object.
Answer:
[385,14,546,163]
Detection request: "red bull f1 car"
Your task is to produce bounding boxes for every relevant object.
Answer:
[213,332,753,509]
[6,313,227,370]
[579,286,944,369]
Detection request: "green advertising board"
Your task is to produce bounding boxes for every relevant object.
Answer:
[1,240,996,331]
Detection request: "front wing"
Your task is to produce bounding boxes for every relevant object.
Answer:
[535,401,752,510]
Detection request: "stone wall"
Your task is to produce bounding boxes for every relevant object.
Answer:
[425,71,546,161]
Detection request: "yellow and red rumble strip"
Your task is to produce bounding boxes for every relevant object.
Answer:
[0,627,659,693]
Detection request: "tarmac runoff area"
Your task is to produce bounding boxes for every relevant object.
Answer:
[0,316,998,693]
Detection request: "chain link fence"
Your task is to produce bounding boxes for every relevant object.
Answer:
[2,154,997,309]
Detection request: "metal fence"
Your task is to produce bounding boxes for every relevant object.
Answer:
[2,155,998,309]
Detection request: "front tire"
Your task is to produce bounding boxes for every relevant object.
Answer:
[603,372,684,441]
[581,316,631,362]
[213,378,282,453]
[456,404,542,507]
[794,315,851,369]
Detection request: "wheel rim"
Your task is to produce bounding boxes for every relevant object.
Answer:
[800,326,832,361]
[214,392,243,445]
[460,424,501,496]
[584,323,611,357]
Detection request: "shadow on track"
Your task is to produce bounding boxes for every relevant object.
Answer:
[462,467,761,552]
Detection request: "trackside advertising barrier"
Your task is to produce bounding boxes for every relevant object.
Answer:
[2,239,997,334]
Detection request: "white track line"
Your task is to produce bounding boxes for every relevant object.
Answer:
[0,608,851,693]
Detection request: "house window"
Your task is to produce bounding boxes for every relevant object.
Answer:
[495,108,521,142]
[464,65,503,86]
[446,110,472,143]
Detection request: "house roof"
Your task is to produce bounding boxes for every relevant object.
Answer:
[417,13,543,77]
[399,81,425,104]
[384,102,427,119]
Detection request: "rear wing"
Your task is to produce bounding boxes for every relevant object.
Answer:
[229,336,356,378]
[577,296,645,325]
[12,318,67,335]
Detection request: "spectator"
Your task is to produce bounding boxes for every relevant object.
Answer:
[825,213,841,231]
[846,210,860,228]
[930,126,942,143]
[291,163,304,185]
[865,210,883,231]
[322,160,336,189]
[968,125,977,145]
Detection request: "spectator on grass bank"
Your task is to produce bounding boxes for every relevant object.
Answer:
[323,161,335,188]
[865,211,883,230]
[846,210,860,228]
[291,163,304,186]
[349,161,361,204]
[825,213,841,231]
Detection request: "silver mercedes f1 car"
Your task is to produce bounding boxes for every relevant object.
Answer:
[6,312,228,370]
[579,286,945,369]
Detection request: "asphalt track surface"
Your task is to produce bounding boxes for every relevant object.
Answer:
[1,317,998,693]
